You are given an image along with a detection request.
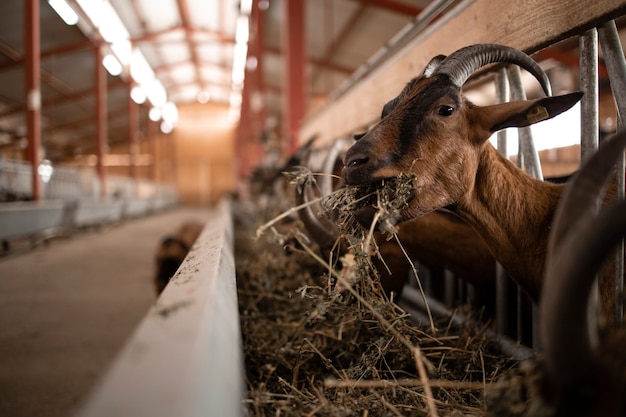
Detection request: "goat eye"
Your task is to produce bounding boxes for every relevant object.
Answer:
[438,105,454,116]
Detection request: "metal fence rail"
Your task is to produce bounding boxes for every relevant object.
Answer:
[75,199,243,417]
[0,158,179,244]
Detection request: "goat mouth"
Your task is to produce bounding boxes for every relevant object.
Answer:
[347,174,417,230]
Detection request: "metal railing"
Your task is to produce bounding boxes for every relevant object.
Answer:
[75,199,243,417]
[0,158,178,242]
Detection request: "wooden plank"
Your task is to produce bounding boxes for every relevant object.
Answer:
[299,0,626,146]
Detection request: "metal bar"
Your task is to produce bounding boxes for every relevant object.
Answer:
[283,0,307,156]
[580,30,599,163]
[399,286,535,360]
[444,269,456,306]
[598,20,626,325]
[149,120,158,182]
[507,65,543,180]
[25,0,41,201]
[128,83,139,190]
[579,29,600,344]
[76,200,243,417]
[494,69,510,337]
[95,45,107,200]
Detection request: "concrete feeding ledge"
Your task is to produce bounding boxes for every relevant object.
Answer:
[76,199,243,417]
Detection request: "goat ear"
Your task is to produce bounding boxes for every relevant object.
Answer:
[482,91,583,133]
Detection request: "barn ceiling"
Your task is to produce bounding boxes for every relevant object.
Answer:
[0,0,622,164]
[0,0,449,162]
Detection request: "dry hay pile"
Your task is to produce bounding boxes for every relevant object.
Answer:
[235,170,539,416]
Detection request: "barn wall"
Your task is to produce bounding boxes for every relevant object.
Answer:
[173,102,237,205]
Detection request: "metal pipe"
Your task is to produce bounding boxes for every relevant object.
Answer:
[580,30,599,163]
[95,45,107,200]
[282,0,307,155]
[25,0,41,201]
[128,82,139,192]
[598,20,625,325]
[76,200,242,417]
[399,286,535,360]
[494,69,510,337]
[579,29,600,343]
[507,65,543,180]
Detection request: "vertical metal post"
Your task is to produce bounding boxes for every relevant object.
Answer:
[128,83,139,192]
[25,0,41,201]
[579,29,600,345]
[494,69,510,337]
[168,130,177,189]
[444,270,456,307]
[507,65,544,347]
[250,0,266,169]
[507,66,544,181]
[598,20,626,325]
[95,45,107,200]
[282,0,306,156]
[580,30,599,163]
[148,120,158,182]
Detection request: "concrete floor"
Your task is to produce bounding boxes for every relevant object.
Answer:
[0,206,213,417]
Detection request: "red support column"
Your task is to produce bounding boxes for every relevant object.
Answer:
[282,0,307,156]
[148,120,158,182]
[236,83,252,179]
[128,82,139,188]
[25,0,41,201]
[95,45,107,199]
[251,0,266,169]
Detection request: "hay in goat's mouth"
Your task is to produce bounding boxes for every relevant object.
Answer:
[237,169,535,417]
[321,173,417,243]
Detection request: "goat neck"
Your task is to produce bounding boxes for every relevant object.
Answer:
[453,143,562,299]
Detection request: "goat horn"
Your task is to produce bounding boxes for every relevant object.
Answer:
[541,199,626,389]
[549,132,626,253]
[422,54,446,77]
[433,44,552,96]
[541,131,626,391]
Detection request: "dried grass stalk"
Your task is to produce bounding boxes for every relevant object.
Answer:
[236,179,532,416]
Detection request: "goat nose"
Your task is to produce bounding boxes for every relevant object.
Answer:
[343,152,369,168]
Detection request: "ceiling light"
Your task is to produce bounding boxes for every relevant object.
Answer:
[235,16,249,44]
[231,43,248,86]
[149,107,162,122]
[48,0,79,25]
[161,102,179,125]
[38,160,54,183]
[240,0,253,15]
[160,121,174,134]
[246,56,258,71]
[98,2,130,43]
[111,40,132,66]
[130,51,155,84]
[102,54,122,76]
[197,90,210,104]
[130,86,147,104]
[144,78,167,108]
[75,0,104,27]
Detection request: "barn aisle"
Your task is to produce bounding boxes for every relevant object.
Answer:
[0,206,213,417]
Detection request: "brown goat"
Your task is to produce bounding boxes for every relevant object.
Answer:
[297,152,496,300]
[538,131,626,417]
[341,44,618,318]
[154,221,204,295]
